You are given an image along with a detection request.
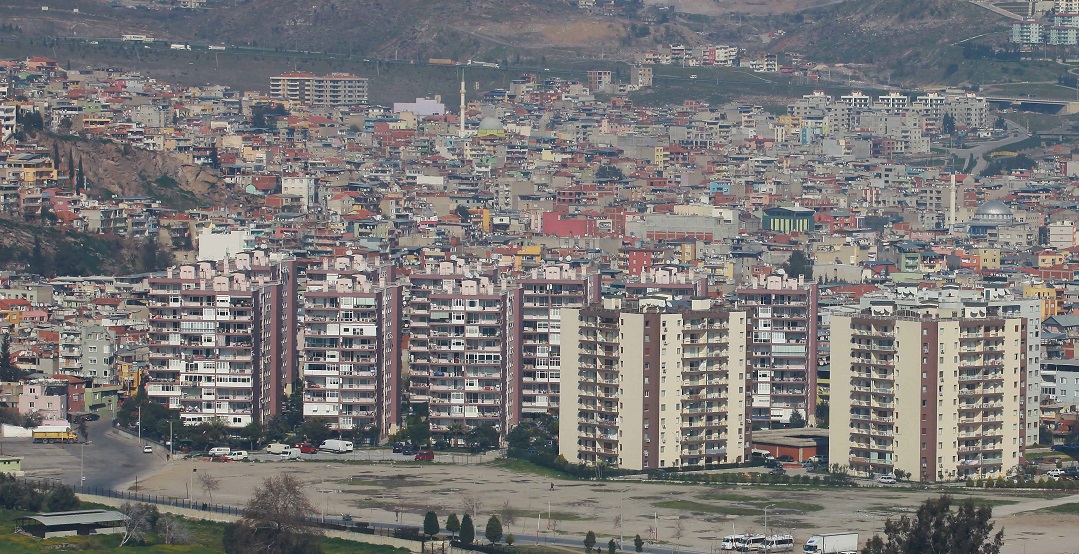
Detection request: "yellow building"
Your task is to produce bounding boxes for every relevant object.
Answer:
[974,247,1001,270]
[1023,283,1064,319]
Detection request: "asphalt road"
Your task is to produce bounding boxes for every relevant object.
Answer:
[943,121,1030,176]
[1,420,163,489]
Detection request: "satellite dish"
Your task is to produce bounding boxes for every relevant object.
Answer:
[451,255,458,261]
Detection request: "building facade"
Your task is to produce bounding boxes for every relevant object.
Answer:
[559,297,750,471]
[830,302,1028,482]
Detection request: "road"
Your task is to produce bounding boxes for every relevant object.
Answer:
[2,420,164,489]
[943,120,1029,176]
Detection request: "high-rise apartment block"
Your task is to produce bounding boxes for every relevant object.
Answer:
[269,72,369,107]
[299,256,401,436]
[559,298,749,470]
[831,302,1028,482]
[407,263,514,436]
[736,272,818,426]
[511,264,600,421]
[145,252,296,428]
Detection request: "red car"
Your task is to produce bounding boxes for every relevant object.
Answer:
[294,443,318,454]
[415,450,435,462]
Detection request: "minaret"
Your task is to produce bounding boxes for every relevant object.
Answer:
[949,173,957,229]
[459,72,466,139]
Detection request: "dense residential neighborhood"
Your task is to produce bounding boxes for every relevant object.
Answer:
[0,34,1075,500]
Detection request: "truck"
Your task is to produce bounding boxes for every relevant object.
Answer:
[802,532,858,554]
[319,439,354,454]
[428,58,456,66]
[32,425,78,444]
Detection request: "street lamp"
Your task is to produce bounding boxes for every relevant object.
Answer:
[763,504,775,535]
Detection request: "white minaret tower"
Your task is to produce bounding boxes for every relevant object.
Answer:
[459,72,466,139]
[948,173,957,229]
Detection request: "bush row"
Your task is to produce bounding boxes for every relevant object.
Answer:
[966,477,1079,490]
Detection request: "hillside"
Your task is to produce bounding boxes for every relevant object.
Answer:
[41,134,226,211]
[769,0,1011,85]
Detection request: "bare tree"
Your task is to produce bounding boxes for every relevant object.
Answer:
[198,473,220,504]
[500,499,517,529]
[119,502,157,546]
[156,514,192,545]
[672,518,685,540]
[231,473,323,553]
[463,495,483,519]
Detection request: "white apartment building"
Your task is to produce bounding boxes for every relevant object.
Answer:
[145,253,294,428]
[559,297,749,471]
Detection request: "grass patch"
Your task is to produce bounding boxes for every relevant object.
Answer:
[747,500,825,512]
[1041,502,1079,514]
[1024,449,1077,463]
[653,500,758,516]
[345,475,433,489]
[951,497,1019,507]
[488,458,576,480]
[696,491,756,502]
[504,508,589,522]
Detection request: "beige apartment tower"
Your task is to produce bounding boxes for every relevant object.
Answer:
[830,302,1027,482]
[559,298,749,471]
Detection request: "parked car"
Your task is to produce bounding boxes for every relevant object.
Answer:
[1047,468,1066,479]
[392,442,404,453]
[878,474,897,485]
[769,467,786,476]
[415,450,435,462]
[402,445,417,456]
[294,443,318,454]
[143,445,153,454]
[777,455,795,463]
[226,450,249,461]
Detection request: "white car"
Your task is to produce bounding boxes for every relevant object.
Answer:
[142,445,153,454]
[878,474,897,484]
[1047,468,1065,479]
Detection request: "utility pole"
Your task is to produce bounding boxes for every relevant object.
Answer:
[137,405,142,446]
[169,420,173,460]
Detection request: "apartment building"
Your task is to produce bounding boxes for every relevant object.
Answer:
[511,264,600,421]
[559,297,750,471]
[145,252,295,428]
[830,302,1028,482]
[299,256,401,438]
[586,70,613,93]
[269,72,369,107]
[736,272,818,427]
[0,105,15,142]
[407,262,513,437]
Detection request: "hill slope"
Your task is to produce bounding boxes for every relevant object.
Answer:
[770,0,1010,85]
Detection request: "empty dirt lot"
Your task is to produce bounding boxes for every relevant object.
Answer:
[136,457,1079,553]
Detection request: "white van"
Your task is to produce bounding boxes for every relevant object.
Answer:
[736,534,766,552]
[226,450,248,461]
[266,443,290,455]
[762,534,794,552]
[208,447,231,457]
[721,535,747,550]
[280,448,300,460]
[751,449,775,461]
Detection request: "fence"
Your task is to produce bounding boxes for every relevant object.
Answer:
[17,477,420,540]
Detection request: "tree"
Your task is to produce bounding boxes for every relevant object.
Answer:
[231,474,323,554]
[462,496,483,520]
[298,418,332,446]
[1040,424,1055,446]
[76,157,84,195]
[119,502,159,546]
[585,530,597,553]
[595,164,624,181]
[485,515,503,544]
[157,514,192,545]
[789,410,806,429]
[460,513,475,545]
[780,250,813,280]
[446,513,461,538]
[608,538,618,554]
[506,533,516,546]
[942,113,957,135]
[53,143,60,175]
[45,485,79,511]
[0,333,16,382]
[634,534,644,553]
[198,473,220,504]
[77,418,89,442]
[500,499,518,528]
[424,511,439,540]
[860,496,1003,554]
[467,423,500,450]
[815,401,830,429]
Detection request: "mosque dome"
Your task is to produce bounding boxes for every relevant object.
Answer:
[478,116,504,131]
[974,200,1013,220]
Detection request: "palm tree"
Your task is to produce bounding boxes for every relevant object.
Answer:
[447,423,467,448]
